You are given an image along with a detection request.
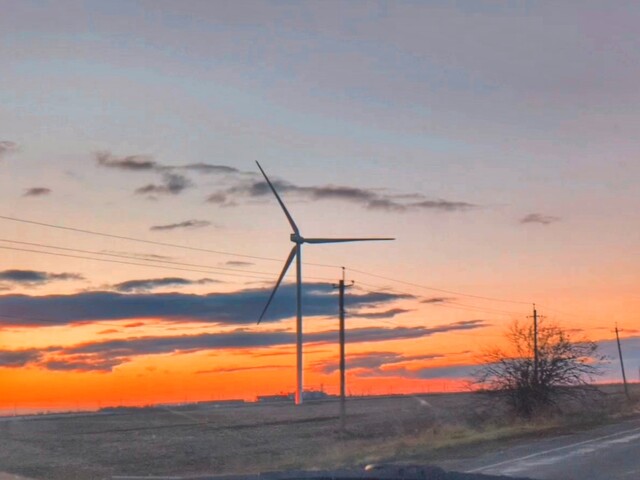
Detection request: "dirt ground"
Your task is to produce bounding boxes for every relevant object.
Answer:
[0,387,635,480]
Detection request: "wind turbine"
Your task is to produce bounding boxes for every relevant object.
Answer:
[256,161,394,405]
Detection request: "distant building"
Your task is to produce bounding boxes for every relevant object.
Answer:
[196,399,245,408]
[302,390,333,401]
[256,390,336,404]
[257,393,295,404]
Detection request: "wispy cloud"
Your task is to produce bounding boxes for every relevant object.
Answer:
[196,364,289,374]
[95,151,245,199]
[0,269,84,288]
[359,363,478,380]
[312,348,477,379]
[421,297,455,304]
[0,141,19,159]
[112,277,219,293]
[520,213,561,225]
[224,260,255,267]
[97,329,119,335]
[135,173,192,196]
[23,187,51,197]
[174,163,240,175]
[96,151,157,171]
[149,219,212,231]
[95,153,473,213]
[350,308,411,319]
[314,350,456,375]
[208,176,476,213]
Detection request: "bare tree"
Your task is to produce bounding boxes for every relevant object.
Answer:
[473,320,605,417]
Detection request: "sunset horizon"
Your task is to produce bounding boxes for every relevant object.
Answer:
[1,0,638,416]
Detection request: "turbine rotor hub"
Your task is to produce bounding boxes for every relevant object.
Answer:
[290,233,304,244]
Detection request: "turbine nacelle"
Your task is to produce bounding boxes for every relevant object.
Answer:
[290,233,304,244]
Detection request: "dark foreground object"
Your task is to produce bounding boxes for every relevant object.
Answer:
[114,464,533,480]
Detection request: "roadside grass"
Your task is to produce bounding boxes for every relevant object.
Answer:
[262,387,640,472]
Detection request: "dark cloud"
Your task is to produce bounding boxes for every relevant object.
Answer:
[95,151,157,171]
[208,176,475,213]
[41,355,125,373]
[0,349,41,367]
[0,313,487,372]
[520,213,561,225]
[135,173,193,195]
[112,277,219,293]
[224,260,255,267]
[350,308,411,319]
[0,282,409,327]
[149,219,212,231]
[421,297,455,304]
[0,141,19,159]
[2,322,483,372]
[23,187,51,197]
[0,269,84,287]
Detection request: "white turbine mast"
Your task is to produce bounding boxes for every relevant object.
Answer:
[256,161,394,405]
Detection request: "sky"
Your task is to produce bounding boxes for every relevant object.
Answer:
[1,0,639,413]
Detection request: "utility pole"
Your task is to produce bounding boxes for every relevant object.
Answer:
[615,324,630,400]
[528,304,540,385]
[333,267,353,432]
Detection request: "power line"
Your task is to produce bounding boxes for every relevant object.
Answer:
[0,216,600,324]
[433,302,519,317]
[0,245,279,281]
[0,244,335,283]
[0,214,340,269]
[353,279,522,318]
[0,215,553,310]
[347,267,531,305]
[0,239,279,276]
[443,300,522,316]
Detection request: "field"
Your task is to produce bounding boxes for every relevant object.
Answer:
[0,386,637,480]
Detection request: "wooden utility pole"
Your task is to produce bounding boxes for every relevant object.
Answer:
[333,267,353,432]
[528,304,540,385]
[615,324,630,400]
[533,304,539,384]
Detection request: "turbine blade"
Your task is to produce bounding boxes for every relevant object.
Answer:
[257,246,297,324]
[255,161,300,235]
[304,237,395,244]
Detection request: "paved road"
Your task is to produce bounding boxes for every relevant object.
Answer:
[0,474,35,480]
[440,417,640,480]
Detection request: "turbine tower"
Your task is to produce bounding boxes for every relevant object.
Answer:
[256,161,394,405]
